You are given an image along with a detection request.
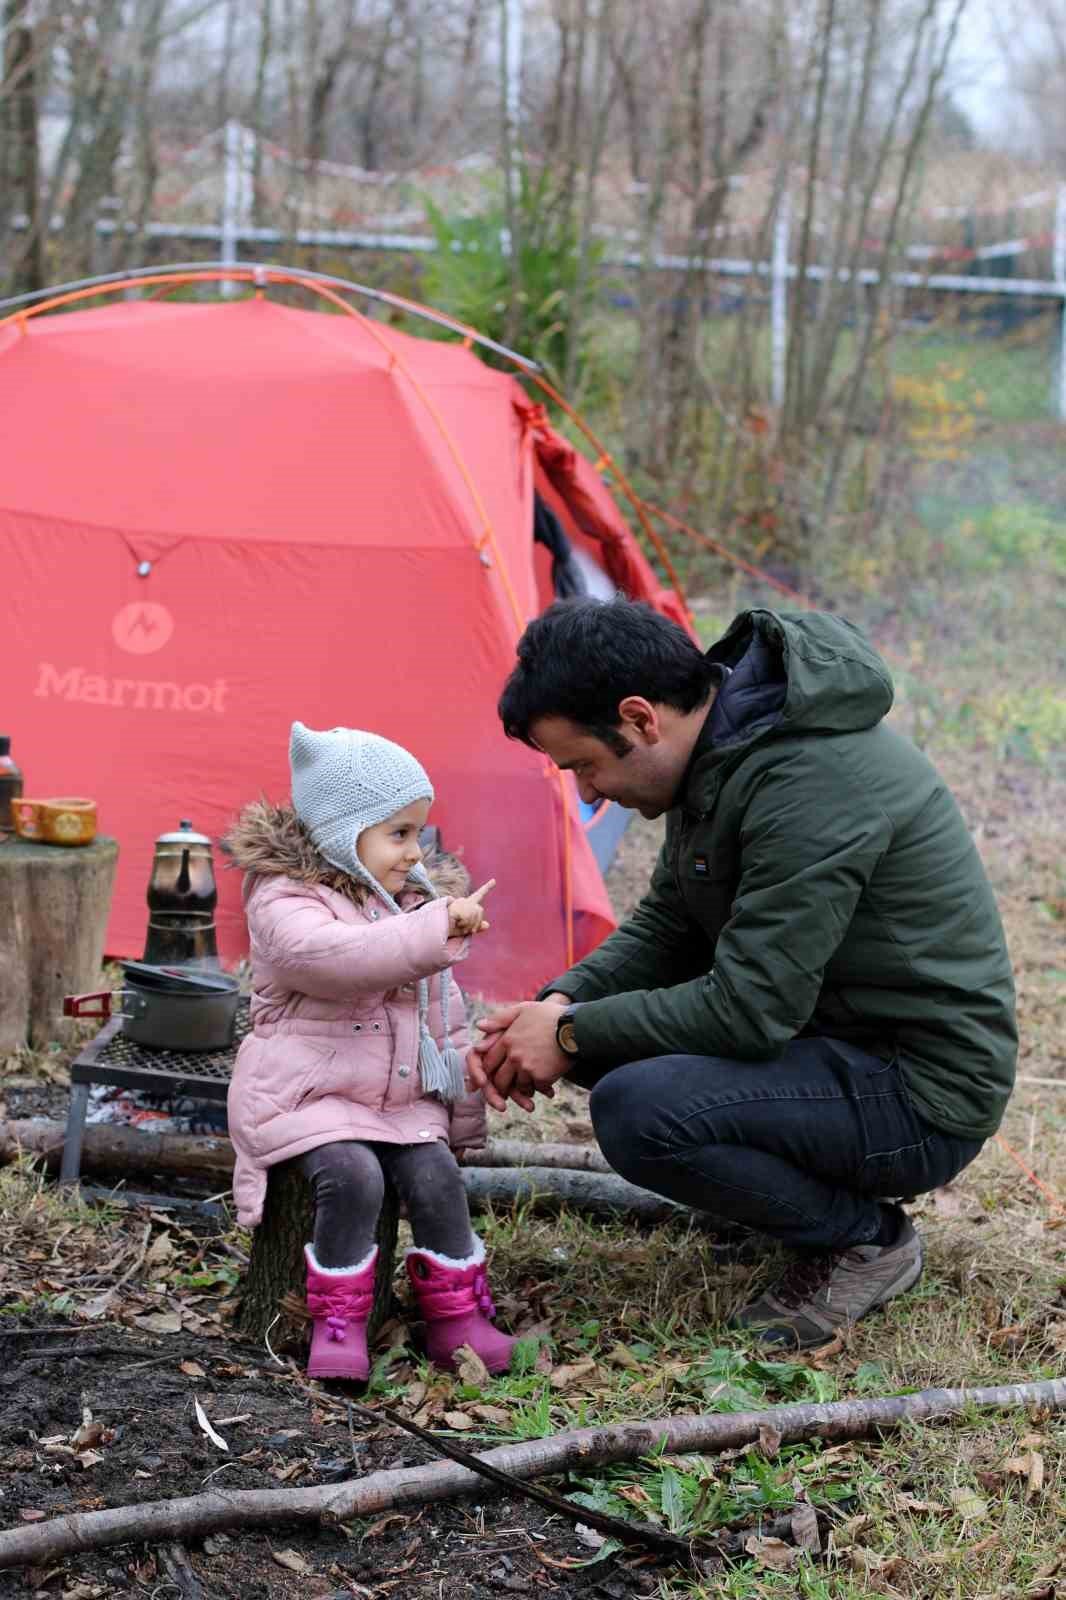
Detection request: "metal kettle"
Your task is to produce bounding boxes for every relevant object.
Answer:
[143,819,221,968]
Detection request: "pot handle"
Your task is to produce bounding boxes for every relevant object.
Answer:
[63,990,137,1021]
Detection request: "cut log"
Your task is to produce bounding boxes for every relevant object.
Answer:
[0,835,118,1053]
[234,1161,399,1347]
[1,1377,1064,1570]
[0,1121,699,1225]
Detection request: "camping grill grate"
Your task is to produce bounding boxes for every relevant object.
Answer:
[60,999,250,1182]
[70,999,250,1097]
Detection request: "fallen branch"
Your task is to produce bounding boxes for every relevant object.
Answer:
[459,1140,612,1173]
[2,1378,1063,1570]
[459,1165,702,1223]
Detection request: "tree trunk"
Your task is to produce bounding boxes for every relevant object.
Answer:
[0,836,118,1054]
[3,21,44,296]
[234,1162,399,1347]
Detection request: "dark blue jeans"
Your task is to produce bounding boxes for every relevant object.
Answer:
[583,1038,983,1251]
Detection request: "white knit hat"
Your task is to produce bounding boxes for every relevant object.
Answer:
[289,722,434,879]
[288,722,464,1103]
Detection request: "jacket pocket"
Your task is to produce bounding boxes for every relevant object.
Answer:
[257,1036,338,1115]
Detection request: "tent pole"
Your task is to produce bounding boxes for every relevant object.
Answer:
[0,261,541,372]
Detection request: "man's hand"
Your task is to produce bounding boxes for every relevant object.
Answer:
[448,879,495,937]
[468,999,572,1112]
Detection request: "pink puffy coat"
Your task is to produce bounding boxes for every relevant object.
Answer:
[224,802,487,1227]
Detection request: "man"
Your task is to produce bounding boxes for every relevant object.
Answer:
[470,599,1016,1349]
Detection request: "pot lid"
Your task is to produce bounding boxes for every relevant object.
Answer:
[120,960,238,994]
[154,819,212,845]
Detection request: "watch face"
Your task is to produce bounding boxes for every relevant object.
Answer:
[558,1021,578,1055]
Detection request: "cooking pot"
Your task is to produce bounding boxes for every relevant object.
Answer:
[64,961,240,1052]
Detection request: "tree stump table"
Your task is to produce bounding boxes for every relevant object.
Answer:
[235,1163,400,1352]
[0,835,119,1054]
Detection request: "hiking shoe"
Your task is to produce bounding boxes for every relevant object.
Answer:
[732,1211,923,1349]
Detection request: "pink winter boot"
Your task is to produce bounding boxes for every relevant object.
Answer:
[405,1236,515,1375]
[304,1244,377,1381]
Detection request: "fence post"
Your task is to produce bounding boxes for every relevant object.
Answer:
[221,118,241,296]
[771,190,791,410]
[1049,184,1056,425]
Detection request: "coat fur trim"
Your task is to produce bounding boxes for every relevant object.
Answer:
[222,800,470,902]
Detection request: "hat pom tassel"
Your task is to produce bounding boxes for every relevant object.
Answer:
[418,1032,465,1102]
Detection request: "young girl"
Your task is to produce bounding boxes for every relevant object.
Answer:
[225,722,514,1382]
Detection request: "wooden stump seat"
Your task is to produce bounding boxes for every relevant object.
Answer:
[0,834,118,1055]
[235,1162,400,1349]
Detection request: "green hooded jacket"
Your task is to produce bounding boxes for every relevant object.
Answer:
[548,610,1017,1140]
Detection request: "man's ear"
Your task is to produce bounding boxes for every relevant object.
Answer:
[617,696,662,745]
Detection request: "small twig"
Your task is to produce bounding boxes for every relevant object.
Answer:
[19,1343,151,1365]
[0,1322,120,1337]
[351,1401,697,1566]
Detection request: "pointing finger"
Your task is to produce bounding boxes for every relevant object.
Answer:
[470,879,496,904]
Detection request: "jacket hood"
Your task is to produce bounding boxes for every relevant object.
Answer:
[707,609,894,742]
[679,609,894,810]
[222,800,471,901]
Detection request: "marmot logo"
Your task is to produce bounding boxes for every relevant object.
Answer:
[112,602,174,655]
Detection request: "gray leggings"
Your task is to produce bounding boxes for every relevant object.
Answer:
[298,1140,475,1267]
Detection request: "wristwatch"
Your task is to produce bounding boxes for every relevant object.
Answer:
[555,1005,581,1057]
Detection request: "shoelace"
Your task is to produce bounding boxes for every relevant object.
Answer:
[770,1250,842,1309]
[325,1314,348,1342]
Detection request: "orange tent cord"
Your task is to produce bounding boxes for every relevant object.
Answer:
[640,499,815,609]
[994,1133,1066,1218]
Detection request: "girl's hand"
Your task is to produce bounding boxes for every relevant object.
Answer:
[448,878,495,937]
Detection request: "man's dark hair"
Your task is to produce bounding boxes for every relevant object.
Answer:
[499,597,715,750]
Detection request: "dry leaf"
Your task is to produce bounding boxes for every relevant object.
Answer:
[455,1345,491,1388]
[364,1513,410,1540]
[950,1486,989,1522]
[757,1424,782,1458]
[807,1330,846,1364]
[470,1404,511,1425]
[442,1410,475,1431]
[791,1502,821,1553]
[1002,1450,1045,1495]
[549,1359,597,1391]
[574,1523,606,1550]
[77,1450,105,1469]
[72,1420,104,1450]
[193,1398,229,1452]
[19,1509,46,1522]
[180,1360,206,1378]
[606,1342,641,1371]
[744,1534,798,1572]
[1019,1432,1048,1449]
[402,1380,427,1411]
[271,1549,312,1574]
[931,1185,964,1217]
[146,1232,175,1265]
[989,1323,1032,1350]
[894,1492,946,1514]
[132,1309,182,1335]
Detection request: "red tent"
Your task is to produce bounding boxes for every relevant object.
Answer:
[1,278,687,999]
